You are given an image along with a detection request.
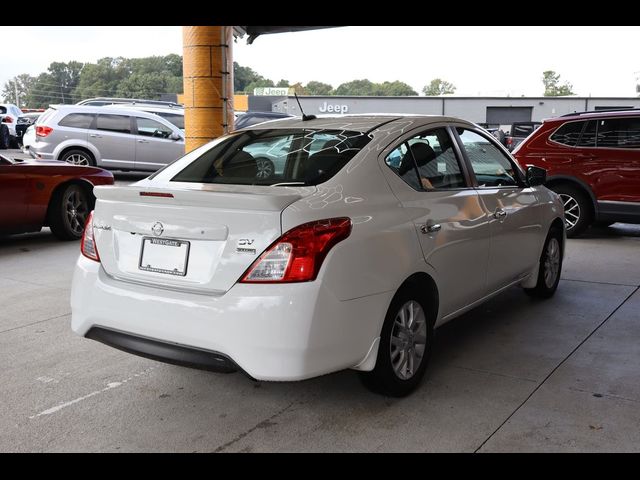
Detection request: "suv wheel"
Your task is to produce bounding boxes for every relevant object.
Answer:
[60,149,95,167]
[551,184,592,238]
[359,285,434,397]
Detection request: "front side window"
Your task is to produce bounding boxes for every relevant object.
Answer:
[596,117,640,148]
[59,113,95,129]
[385,127,466,191]
[154,112,184,130]
[137,117,173,139]
[458,129,520,187]
[96,114,130,134]
[171,128,371,186]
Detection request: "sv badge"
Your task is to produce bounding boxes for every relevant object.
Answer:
[236,238,256,255]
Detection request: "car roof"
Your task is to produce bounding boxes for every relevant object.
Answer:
[243,114,474,133]
[103,104,184,114]
[551,109,640,123]
[47,104,180,127]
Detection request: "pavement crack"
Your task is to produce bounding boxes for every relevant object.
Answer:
[0,312,71,335]
[213,401,295,453]
[451,365,538,384]
[561,277,639,287]
[474,284,640,453]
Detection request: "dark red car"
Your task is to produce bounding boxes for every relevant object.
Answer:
[513,110,640,237]
[0,154,114,239]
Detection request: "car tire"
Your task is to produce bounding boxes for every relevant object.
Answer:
[524,227,563,299]
[0,125,9,149]
[48,184,91,240]
[359,285,434,397]
[9,135,20,149]
[551,184,592,238]
[255,157,275,179]
[60,149,96,167]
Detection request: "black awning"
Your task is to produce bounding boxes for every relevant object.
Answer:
[234,26,341,44]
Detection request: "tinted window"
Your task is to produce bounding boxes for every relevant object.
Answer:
[550,121,584,146]
[59,113,95,129]
[137,117,173,138]
[385,143,422,191]
[171,128,370,186]
[577,120,597,147]
[596,117,640,148]
[96,114,130,134]
[458,129,520,187]
[154,112,184,129]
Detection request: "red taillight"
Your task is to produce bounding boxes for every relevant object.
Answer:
[36,125,53,137]
[506,137,513,146]
[2,116,13,123]
[80,211,100,262]
[140,192,174,198]
[240,217,352,283]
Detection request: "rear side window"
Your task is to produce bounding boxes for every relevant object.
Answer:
[550,121,585,146]
[154,112,184,129]
[596,117,640,148]
[96,114,131,134]
[171,128,371,186]
[577,120,597,147]
[58,113,95,129]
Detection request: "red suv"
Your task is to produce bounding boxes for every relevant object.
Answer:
[513,109,640,237]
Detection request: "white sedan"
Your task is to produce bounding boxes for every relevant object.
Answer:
[71,115,565,397]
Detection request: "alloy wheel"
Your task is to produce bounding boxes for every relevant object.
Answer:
[65,189,88,236]
[390,300,428,380]
[543,237,561,288]
[559,193,580,231]
[66,154,89,166]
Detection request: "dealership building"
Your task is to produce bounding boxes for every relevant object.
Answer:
[248,95,640,127]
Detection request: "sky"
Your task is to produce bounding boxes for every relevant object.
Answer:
[2,25,640,98]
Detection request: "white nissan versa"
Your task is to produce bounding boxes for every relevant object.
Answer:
[71,115,565,397]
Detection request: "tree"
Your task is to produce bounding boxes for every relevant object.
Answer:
[2,74,35,106]
[233,62,274,93]
[305,81,333,95]
[422,78,456,96]
[375,81,417,96]
[334,79,376,96]
[542,70,575,96]
[276,79,289,87]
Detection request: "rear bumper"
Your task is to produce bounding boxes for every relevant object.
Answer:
[86,326,245,375]
[71,255,391,381]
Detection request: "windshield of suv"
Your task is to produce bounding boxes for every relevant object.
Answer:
[171,128,372,186]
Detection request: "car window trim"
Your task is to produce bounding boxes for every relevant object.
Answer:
[451,126,527,189]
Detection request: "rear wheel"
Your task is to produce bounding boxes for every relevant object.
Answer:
[551,184,592,238]
[60,149,95,167]
[255,157,275,179]
[0,125,9,149]
[48,184,91,240]
[524,227,563,298]
[359,286,434,397]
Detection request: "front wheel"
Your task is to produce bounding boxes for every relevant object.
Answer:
[359,286,434,397]
[524,227,563,298]
[552,184,592,238]
[0,125,9,149]
[48,184,91,240]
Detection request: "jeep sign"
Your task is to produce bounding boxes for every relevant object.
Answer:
[318,102,349,114]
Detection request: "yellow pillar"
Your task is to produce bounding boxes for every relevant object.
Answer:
[182,26,234,153]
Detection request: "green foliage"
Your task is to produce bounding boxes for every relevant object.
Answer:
[2,74,35,105]
[374,81,417,96]
[334,79,375,96]
[333,79,417,96]
[422,78,456,96]
[305,81,333,95]
[276,79,290,87]
[542,70,575,96]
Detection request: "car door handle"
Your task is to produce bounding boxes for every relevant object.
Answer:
[420,223,441,234]
[138,139,149,144]
[89,134,102,138]
[494,208,507,220]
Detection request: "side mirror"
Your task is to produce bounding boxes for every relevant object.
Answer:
[526,165,546,186]
[170,132,182,141]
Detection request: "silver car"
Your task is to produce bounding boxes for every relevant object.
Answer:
[30,105,185,172]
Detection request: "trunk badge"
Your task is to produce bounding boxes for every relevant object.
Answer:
[152,222,164,236]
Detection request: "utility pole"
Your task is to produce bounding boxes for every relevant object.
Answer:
[14,79,19,107]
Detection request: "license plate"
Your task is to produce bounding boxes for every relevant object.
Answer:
[139,237,190,276]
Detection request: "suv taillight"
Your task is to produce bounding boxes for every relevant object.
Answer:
[2,116,12,123]
[81,211,100,262]
[240,217,352,283]
[36,125,53,137]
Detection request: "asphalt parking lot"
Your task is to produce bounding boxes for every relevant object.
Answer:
[1,163,639,452]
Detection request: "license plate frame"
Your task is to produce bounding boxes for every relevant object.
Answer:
[138,237,190,277]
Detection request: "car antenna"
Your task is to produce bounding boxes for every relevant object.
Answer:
[294,93,316,121]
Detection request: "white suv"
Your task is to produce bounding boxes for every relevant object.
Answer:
[0,103,24,147]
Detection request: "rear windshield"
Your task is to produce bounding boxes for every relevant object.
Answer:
[36,108,57,125]
[171,128,372,186]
